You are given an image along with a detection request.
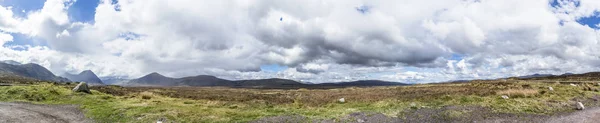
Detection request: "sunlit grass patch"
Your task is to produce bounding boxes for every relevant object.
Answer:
[497,89,539,98]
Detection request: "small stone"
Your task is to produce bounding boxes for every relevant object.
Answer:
[157,118,166,123]
[409,102,418,109]
[338,98,345,103]
[501,95,509,99]
[410,102,417,107]
[72,82,91,94]
[576,102,585,110]
[357,119,365,123]
[548,87,554,91]
[570,84,577,86]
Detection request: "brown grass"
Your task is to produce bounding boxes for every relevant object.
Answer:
[92,83,498,106]
[140,91,154,100]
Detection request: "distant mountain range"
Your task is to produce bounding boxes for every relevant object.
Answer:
[125,72,409,88]
[63,70,104,85]
[99,76,130,85]
[517,74,554,79]
[518,72,600,81]
[0,61,409,88]
[14,60,600,88]
[0,62,70,82]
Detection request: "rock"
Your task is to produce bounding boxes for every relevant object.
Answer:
[576,102,585,110]
[338,98,345,103]
[501,95,509,99]
[72,82,91,94]
[548,87,554,91]
[357,118,365,123]
[570,84,577,86]
[156,118,166,123]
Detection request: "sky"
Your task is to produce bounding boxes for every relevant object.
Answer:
[1,0,600,83]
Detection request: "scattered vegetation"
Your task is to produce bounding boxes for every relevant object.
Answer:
[496,89,539,98]
[1,79,600,122]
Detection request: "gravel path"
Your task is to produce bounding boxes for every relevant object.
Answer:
[0,102,92,123]
[547,107,600,123]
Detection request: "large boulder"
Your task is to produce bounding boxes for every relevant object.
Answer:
[73,82,91,94]
[338,98,345,103]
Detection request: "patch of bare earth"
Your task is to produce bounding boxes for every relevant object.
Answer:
[0,102,92,123]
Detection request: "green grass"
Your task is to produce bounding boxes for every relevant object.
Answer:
[0,81,599,122]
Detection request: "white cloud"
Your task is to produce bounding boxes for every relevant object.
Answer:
[0,32,13,45]
[0,0,600,83]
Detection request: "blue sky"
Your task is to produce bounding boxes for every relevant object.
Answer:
[260,64,289,73]
[0,0,98,22]
[577,12,600,29]
[550,0,600,29]
[68,0,99,23]
[0,0,45,17]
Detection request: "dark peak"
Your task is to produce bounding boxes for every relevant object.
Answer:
[264,78,295,81]
[145,72,166,78]
[22,63,43,67]
[353,80,385,82]
[532,73,552,76]
[79,70,95,75]
[192,75,216,78]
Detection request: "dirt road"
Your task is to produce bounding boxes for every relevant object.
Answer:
[547,107,600,123]
[0,102,91,123]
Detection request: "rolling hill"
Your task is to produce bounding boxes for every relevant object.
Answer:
[0,62,70,82]
[518,72,600,81]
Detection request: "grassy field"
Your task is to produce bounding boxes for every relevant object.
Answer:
[1,79,600,122]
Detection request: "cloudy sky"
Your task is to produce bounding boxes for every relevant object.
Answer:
[1,0,600,83]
